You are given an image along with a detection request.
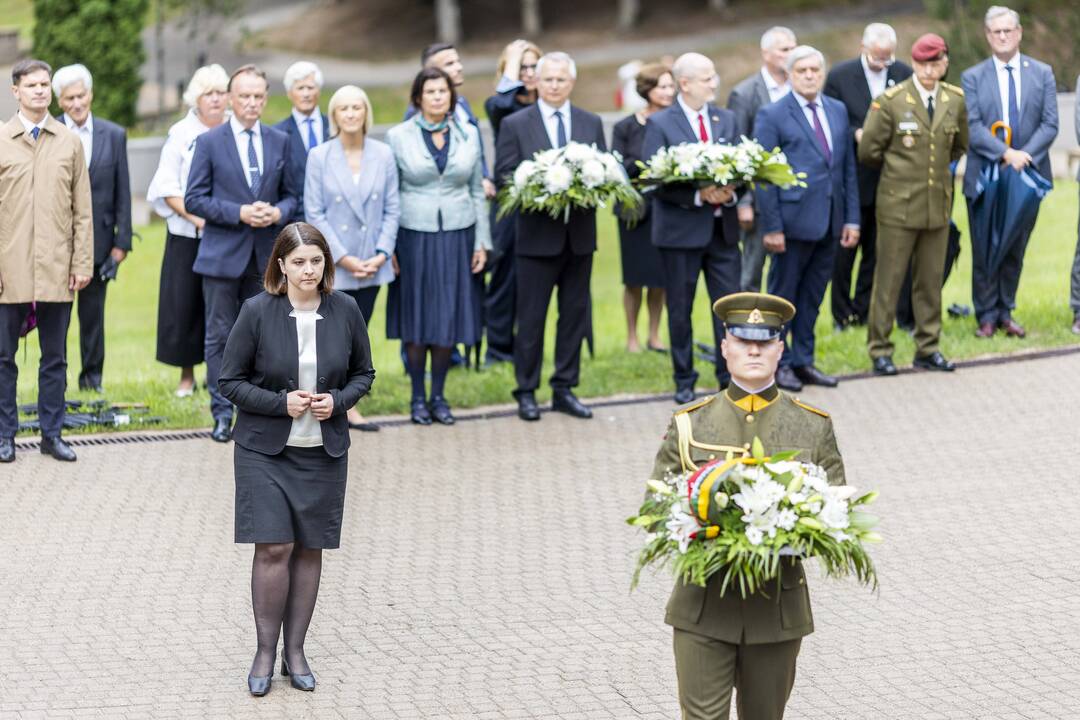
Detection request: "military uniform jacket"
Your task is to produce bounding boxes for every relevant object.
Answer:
[651,384,846,645]
[857,77,968,230]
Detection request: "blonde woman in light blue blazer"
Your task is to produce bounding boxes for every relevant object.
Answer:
[305,85,400,431]
[385,68,491,427]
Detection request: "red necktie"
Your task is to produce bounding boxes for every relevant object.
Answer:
[697,113,708,142]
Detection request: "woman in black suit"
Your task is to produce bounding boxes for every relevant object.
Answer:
[611,63,676,353]
[219,222,375,696]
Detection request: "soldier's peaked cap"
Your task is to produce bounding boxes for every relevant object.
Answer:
[712,292,795,341]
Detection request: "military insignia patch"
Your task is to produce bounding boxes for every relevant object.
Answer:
[747,308,765,324]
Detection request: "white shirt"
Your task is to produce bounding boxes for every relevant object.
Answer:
[63,113,93,167]
[147,109,214,238]
[286,308,324,447]
[914,81,939,117]
[760,67,790,103]
[17,111,48,140]
[793,92,833,153]
[677,93,711,142]
[537,98,572,148]
[230,115,264,185]
[860,55,889,100]
[992,53,1022,127]
[292,108,324,149]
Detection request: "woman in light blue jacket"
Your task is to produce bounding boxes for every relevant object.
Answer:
[306,85,400,431]
[386,68,491,426]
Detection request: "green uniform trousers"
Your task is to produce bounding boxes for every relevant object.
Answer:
[867,222,949,359]
[674,629,801,720]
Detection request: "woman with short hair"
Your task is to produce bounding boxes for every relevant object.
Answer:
[219,222,375,696]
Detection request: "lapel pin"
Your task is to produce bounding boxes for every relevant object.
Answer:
[887,79,895,86]
[1023,60,1030,67]
[711,115,719,121]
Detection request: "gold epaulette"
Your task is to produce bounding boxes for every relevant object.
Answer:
[941,81,964,96]
[792,397,829,418]
[674,394,715,415]
[883,84,903,99]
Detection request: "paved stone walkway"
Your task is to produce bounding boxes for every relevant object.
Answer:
[2,352,1079,719]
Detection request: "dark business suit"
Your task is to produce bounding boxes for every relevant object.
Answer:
[824,57,911,327]
[219,291,375,458]
[62,115,132,389]
[755,92,859,369]
[273,111,329,223]
[494,102,605,395]
[727,71,775,292]
[185,121,300,422]
[641,101,741,393]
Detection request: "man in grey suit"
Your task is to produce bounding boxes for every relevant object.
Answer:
[1071,74,1080,335]
[727,26,797,292]
[961,5,1058,339]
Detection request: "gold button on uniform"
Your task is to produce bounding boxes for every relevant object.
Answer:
[745,414,755,423]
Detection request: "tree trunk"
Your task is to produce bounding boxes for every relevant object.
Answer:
[617,0,639,30]
[522,0,541,35]
[435,0,462,44]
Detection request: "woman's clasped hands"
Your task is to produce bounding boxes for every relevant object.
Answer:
[287,390,335,420]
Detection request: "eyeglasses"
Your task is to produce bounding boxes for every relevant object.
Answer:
[865,53,896,67]
[987,27,1018,37]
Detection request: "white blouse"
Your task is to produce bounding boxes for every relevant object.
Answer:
[286,308,324,447]
[146,109,214,239]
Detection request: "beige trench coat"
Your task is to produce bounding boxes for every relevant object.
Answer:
[0,114,92,304]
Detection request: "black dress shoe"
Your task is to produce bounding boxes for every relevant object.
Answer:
[40,436,77,462]
[552,390,592,419]
[281,658,316,692]
[775,366,803,392]
[210,417,232,443]
[79,381,104,393]
[872,356,898,376]
[429,396,455,425]
[247,673,272,697]
[348,421,380,432]
[517,392,541,421]
[914,351,955,372]
[410,398,432,425]
[673,387,695,405]
[0,437,14,463]
[794,365,838,388]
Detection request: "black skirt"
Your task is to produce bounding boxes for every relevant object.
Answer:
[234,444,348,550]
[618,215,665,288]
[156,231,205,367]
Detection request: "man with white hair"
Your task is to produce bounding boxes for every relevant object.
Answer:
[273,60,328,223]
[53,63,132,394]
[962,5,1058,339]
[642,52,742,404]
[824,23,912,331]
[727,26,797,292]
[754,45,860,392]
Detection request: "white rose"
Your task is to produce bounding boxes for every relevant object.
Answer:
[544,164,573,193]
[563,142,592,163]
[581,159,606,188]
[513,160,537,188]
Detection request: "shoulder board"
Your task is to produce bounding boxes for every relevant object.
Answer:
[674,394,715,415]
[941,81,964,96]
[883,84,903,99]
[792,397,830,418]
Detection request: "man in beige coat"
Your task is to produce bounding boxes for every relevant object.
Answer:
[0,59,93,463]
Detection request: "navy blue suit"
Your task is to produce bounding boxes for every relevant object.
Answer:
[273,111,329,223]
[185,121,300,422]
[754,92,859,368]
[641,101,742,392]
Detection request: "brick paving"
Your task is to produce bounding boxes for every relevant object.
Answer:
[1,352,1079,719]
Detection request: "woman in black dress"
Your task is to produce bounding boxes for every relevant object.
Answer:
[219,223,375,696]
[611,63,676,353]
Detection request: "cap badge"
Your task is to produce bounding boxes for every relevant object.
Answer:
[748,308,765,324]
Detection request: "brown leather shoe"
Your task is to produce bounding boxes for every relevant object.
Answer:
[998,318,1026,338]
[975,322,996,338]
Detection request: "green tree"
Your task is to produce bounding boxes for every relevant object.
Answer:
[33,0,149,127]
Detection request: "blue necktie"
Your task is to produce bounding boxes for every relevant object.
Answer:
[553,110,567,148]
[305,117,318,151]
[244,128,261,193]
[30,126,39,140]
[1005,65,1019,147]
[807,102,832,164]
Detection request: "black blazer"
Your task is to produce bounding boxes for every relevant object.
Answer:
[824,57,912,207]
[59,115,133,266]
[218,290,375,458]
[493,103,607,257]
[273,112,330,223]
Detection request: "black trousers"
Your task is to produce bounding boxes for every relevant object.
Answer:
[831,203,877,326]
[484,209,517,358]
[76,270,107,387]
[967,198,1037,326]
[202,256,263,421]
[0,302,72,438]
[660,224,741,392]
[513,246,592,394]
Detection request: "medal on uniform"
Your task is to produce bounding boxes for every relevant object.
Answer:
[902,135,916,147]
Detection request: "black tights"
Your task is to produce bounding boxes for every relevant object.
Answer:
[250,542,322,678]
[405,343,452,401]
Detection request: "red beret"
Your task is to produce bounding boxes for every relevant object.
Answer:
[911,33,948,62]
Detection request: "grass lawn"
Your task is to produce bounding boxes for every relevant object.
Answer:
[13,181,1080,434]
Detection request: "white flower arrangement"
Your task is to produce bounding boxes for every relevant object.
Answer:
[637,137,805,189]
[629,438,880,597]
[498,142,642,223]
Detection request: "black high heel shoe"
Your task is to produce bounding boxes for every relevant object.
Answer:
[247,671,272,696]
[281,658,316,691]
[429,396,455,425]
[410,398,432,425]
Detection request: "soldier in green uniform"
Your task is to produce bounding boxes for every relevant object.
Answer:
[858,33,969,376]
[651,291,846,720]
